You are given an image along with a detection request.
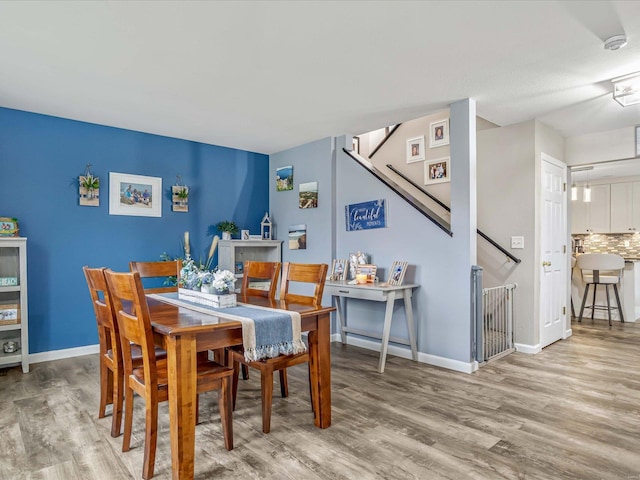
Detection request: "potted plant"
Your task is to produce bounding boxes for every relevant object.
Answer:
[176,186,189,206]
[80,174,100,199]
[216,220,239,240]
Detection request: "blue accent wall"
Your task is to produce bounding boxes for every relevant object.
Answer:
[0,107,269,354]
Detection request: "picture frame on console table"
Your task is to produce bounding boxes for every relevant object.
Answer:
[329,259,348,281]
[388,261,408,286]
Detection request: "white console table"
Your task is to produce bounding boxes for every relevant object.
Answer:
[324,281,418,373]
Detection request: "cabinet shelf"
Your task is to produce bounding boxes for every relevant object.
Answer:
[218,239,283,279]
[0,237,29,373]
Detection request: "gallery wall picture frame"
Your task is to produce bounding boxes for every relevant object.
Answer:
[276,165,293,191]
[299,181,318,209]
[424,157,450,185]
[329,259,348,281]
[429,119,450,148]
[387,261,408,286]
[109,172,162,217]
[406,135,425,163]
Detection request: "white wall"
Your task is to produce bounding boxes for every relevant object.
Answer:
[565,126,636,165]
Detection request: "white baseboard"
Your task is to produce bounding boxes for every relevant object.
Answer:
[331,335,476,374]
[514,342,542,354]
[30,344,99,364]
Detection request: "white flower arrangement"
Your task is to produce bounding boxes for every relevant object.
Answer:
[211,269,236,293]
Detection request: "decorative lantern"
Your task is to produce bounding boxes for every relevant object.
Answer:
[261,212,272,240]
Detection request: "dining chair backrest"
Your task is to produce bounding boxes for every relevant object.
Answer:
[104,269,159,385]
[279,262,328,306]
[241,261,281,299]
[576,253,624,282]
[129,260,181,294]
[83,266,119,355]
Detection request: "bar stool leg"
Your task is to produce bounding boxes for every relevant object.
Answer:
[605,284,612,327]
[579,284,590,323]
[613,284,625,323]
[591,284,598,320]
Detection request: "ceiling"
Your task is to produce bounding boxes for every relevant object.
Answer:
[1,1,639,154]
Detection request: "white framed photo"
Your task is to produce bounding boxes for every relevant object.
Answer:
[406,135,425,163]
[424,157,450,185]
[429,119,449,148]
[388,261,408,286]
[109,172,162,217]
[329,259,348,281]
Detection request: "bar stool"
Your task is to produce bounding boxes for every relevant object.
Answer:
[576,253,625,326]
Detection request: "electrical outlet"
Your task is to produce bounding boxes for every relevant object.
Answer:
[511,236,524,249]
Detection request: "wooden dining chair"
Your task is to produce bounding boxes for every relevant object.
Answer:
[129,259,181,294]
[233,261,281,380]
[104,269,233,480]
[83,266,126,438]
[229,262,328,433]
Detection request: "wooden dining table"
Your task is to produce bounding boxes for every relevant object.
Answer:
[146,294,335,480]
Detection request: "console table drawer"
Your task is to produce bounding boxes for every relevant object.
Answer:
[325,285,387,302]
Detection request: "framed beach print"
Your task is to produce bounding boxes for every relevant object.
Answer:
[429,119,449,148]
[276,165,293,191]
[406,135,425,163]
[109,172,162,217]
[388,261,408,286]
[329,259,348,281]
[424,157,450,185]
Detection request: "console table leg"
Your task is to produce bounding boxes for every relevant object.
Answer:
[378,291,397,373]
[335,296,347,344]
[403,289,418,361]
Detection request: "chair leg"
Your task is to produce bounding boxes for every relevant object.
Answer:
[122,385,134,452]
[111,365,124,437]
[279,369,289,398]
[241,364,250,380]
[605,285,612,327]
[260,367,274,434]
[195,394,200,425]
[613,284,625,322]
[219,376,234,451]
[231,357,240,411]
[142,399,158,480]
[99,360,111,418]
[591,284,598,320]
[578,284,590,322]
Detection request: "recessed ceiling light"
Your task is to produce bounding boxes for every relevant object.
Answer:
[604,34,627,51]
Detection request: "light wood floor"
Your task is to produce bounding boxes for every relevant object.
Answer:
[2,318,640,480]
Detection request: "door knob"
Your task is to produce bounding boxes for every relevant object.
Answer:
[542,261,551,267]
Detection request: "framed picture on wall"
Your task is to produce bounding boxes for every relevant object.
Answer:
[109,172,162,217]
[424,157,450,185]
[429,119,449,148]
[406,135,425,163]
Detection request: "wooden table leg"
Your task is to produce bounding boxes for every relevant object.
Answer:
[403,289,418,361]
[308,312,331,428]
[378,291,397,373]
[166,334,197,480]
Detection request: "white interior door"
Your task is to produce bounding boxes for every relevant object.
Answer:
[540,155,567,348]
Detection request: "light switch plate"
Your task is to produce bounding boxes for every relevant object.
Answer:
[511,236,524,249]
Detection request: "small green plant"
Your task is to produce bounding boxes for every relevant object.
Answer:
[176,187,189,199]
[80,175,100,190]
[215,220,239,235]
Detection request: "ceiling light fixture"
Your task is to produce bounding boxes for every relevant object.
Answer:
[604,34,627,51]
[612,71,640,107]
[571,182,578,201]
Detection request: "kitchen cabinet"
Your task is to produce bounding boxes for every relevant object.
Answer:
[571,184,610,234]
[0,237,29,373]
[610,181,640,233]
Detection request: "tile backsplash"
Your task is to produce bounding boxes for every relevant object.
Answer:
[573,233,640,257]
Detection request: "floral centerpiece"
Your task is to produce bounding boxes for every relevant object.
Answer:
[210,269,236,294]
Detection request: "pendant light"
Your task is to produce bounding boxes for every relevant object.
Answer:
[583,169,591,203]
[571,183,578,201]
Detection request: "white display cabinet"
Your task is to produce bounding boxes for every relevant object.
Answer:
[217,239,283,280]
[0,237,29,373]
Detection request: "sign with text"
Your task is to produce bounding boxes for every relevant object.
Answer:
[345,199,386,231]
